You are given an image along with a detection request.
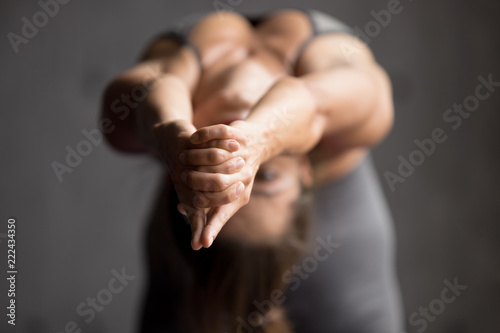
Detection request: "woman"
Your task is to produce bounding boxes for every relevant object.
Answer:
[102,8,404,333]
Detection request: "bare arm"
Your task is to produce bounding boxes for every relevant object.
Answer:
[101,39,212,250]
[100,39,200,155]
[237,33,394,163]
[188,34,394,245]
[101,38,248,250]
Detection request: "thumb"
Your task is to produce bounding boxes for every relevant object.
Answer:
[185,206,207,251]
[201,203,239,248]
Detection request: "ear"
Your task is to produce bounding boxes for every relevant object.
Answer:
[298,155,314,188]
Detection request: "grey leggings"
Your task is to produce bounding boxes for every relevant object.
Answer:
[283,155,405,333]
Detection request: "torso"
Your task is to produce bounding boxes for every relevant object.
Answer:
[166,10,367,184]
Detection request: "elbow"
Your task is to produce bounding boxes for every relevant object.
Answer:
[362,77,395,147]
[100,76,148,154]
[353,65,395,148]
[366,101,394,148]
[367,63,395,146]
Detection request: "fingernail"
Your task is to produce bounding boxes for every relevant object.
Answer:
[228,140,239,151]
[181,172,187,182]
[235,182,245,197]
[208,235,215,247]
[236,158,245,169]
[179,152,186,163]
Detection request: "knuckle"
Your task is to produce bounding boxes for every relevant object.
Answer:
[242,193,250,205]
[184,171,194,186]
[204,191,219,204]
[201,178,215,192]
[209,150,224,164]
[242,169,253,181]
[229,159,240,172]
[204,180,219,192]
[221,126,230,136]
[184,151,194,164]
[203,140,214,148]
[222,161,232,173]
[194,193,208,208]
[207,150,217,163]
[213,175,226,190]
[221,193,233,205]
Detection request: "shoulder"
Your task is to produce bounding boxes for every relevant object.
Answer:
[138,11,253,73]
[136,37,200,92]
[295,33,375,75]
[256,9,313,39]
[254,9,314,67]
[188,9,315,69]
[189,9,312,43]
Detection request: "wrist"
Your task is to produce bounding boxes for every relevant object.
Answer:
[230,120,279,165]
[153,119,196,167]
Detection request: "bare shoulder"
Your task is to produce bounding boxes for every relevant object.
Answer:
[188,9,315,68]
[255,9,312,41]
[187,11,256,66]
[295,33,376,75]
[190,11,254,41]
[134,35,200,92]
[296,34,391,183]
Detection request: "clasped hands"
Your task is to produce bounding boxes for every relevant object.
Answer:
[154,119,264,250]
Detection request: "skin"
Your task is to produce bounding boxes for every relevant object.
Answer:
[101,10,394,250]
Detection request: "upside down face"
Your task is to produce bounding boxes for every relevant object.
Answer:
[218,154,313,244]
[190,56,310,244]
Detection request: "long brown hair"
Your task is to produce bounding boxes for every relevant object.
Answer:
[168,186,312,333]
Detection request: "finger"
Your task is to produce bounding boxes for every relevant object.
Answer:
[190,124,246,144]
[180,148,236,166]
[194,139,240,152]
[177,203,187,216]
[196,157,245,174]
[192,182,245,208]
[183,168,244,192]
[186,207,206,251]
[201,204,239,248]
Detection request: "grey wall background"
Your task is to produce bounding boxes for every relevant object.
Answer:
[1,0,499,332]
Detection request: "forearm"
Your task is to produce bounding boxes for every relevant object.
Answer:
[236,77,326,163]
[101,64,195,154]
[300,63,394,149]
[234,63,392,164]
